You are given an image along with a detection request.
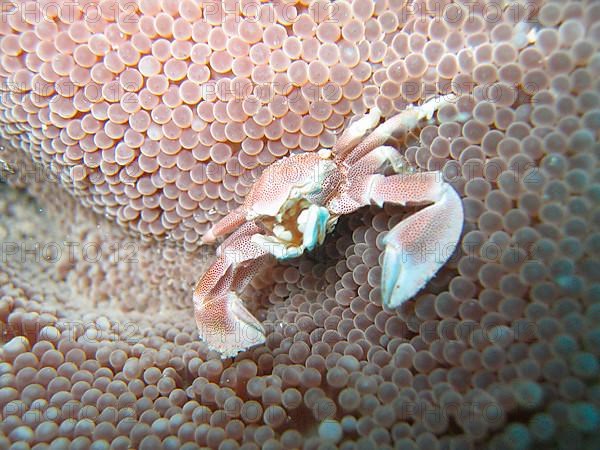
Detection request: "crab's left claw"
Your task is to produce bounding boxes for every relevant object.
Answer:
[329,170,463,309]
[379,177,463,308]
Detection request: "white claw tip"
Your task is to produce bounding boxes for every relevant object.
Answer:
[318,148,333,159]
[201,230,216,245]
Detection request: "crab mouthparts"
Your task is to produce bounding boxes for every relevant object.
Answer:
[251,200,333,260]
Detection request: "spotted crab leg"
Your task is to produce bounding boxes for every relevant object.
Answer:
[201,206,248,245]
[332,107,382,160]
[193,222,268,357]
[347,145,407,178]
[335,94,458,166]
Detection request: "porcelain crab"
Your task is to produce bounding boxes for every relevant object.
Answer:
[193,94,464,357]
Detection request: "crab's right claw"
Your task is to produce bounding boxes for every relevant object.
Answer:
[381,184,463,308]
[193,291,266,358]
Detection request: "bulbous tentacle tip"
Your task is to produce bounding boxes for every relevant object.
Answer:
[194,292,266,358]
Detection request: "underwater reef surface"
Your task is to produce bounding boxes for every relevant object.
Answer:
[1,0,600,448]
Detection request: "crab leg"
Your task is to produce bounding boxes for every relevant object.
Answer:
[194,222,268,357]
[332,107,382,159]
[330,171,463,308]
[347,145,407,178]
[336,94,457,166]
[201,206,248,245]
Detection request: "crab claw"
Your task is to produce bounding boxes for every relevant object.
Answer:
[194,291,266,358]
[381,183,463,308]
[298,204,331,251]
